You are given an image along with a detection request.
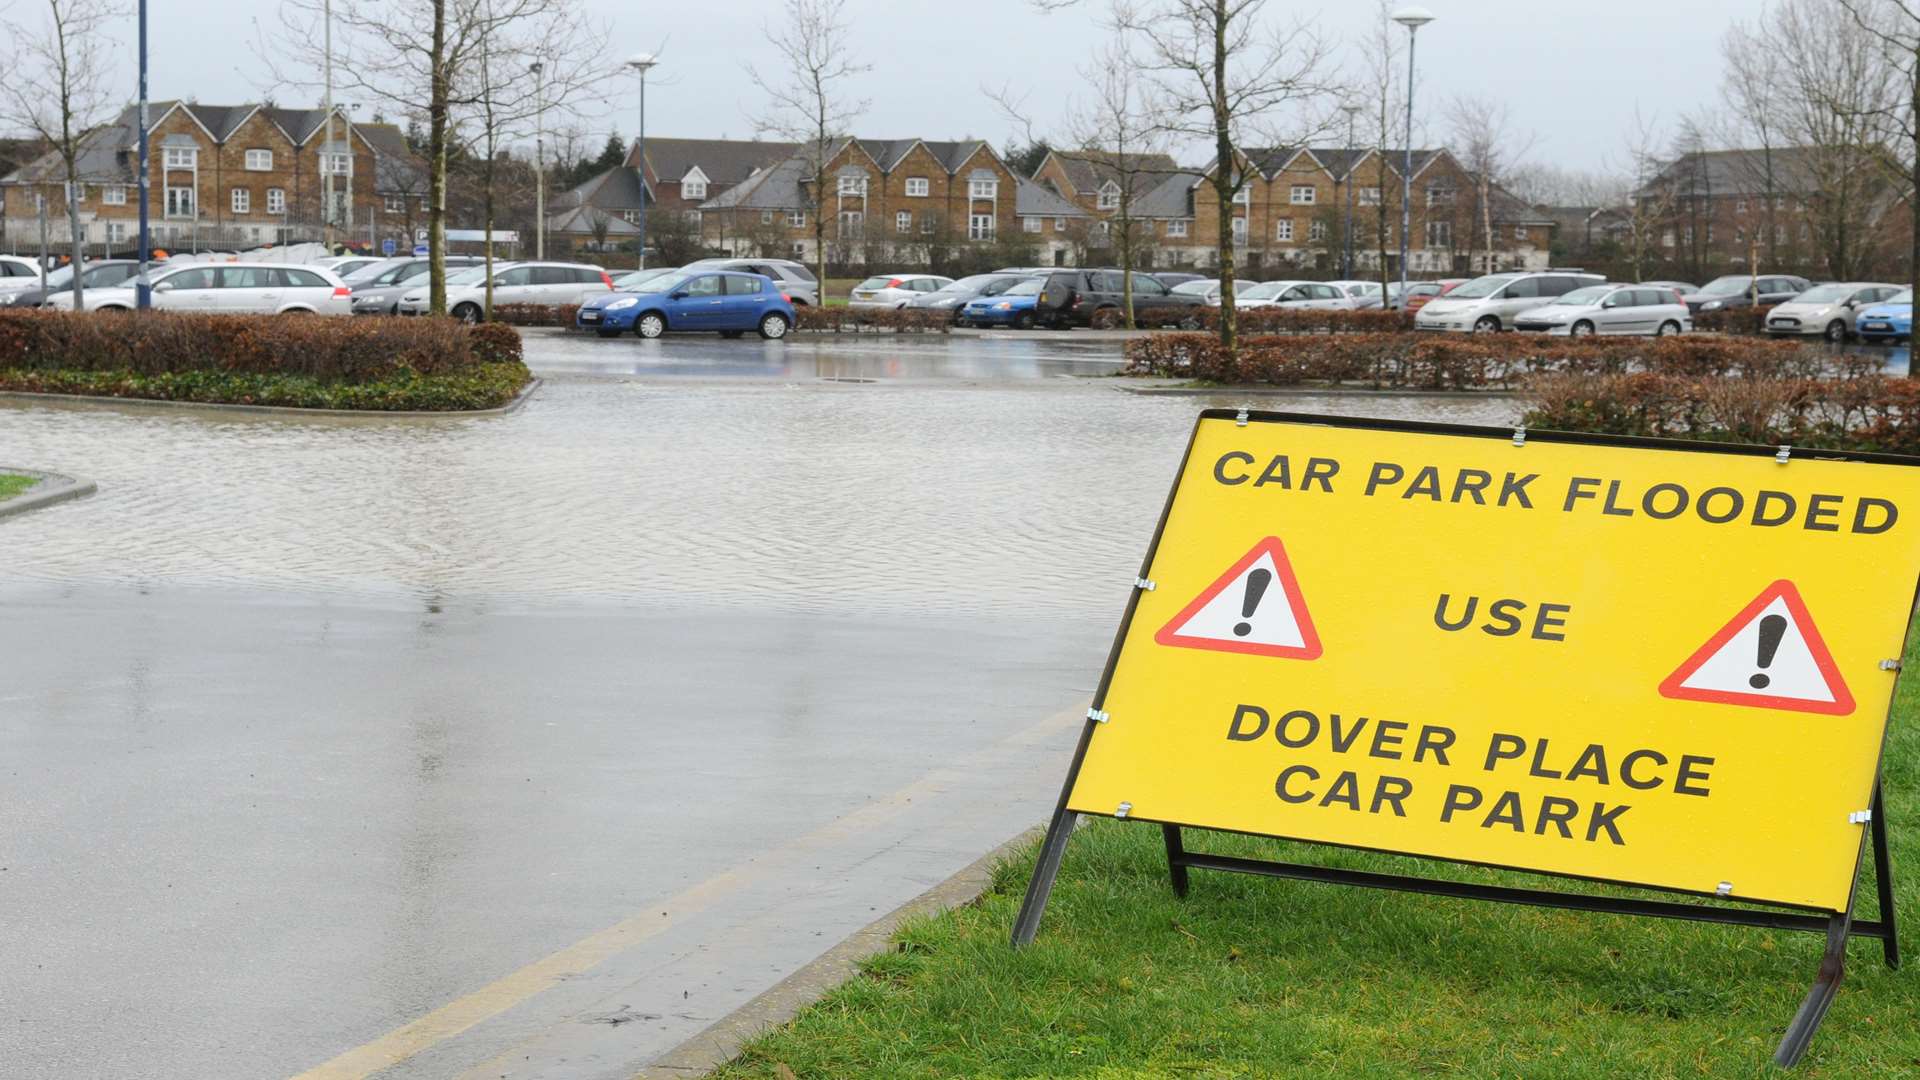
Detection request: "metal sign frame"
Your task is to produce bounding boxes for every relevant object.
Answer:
[1011,409,1905,1068]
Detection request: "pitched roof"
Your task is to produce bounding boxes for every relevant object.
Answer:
[1640,147,1840,198]
[1015,177,1087,218]
[1045,150,1183,193]
[1305,147,1368,181]
[629,137,795,185]
[700,155,808,211]
[1134,171,1206,218]
[851,138,990,173]
[553,166,647,214]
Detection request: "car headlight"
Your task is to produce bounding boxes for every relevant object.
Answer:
[606,297,639,311]
[994,301,1012,310]
[1702,300,1723,311]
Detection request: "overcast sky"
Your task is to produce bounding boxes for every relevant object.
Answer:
[68,0,1755,175]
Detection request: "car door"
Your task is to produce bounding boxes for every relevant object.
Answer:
[721,273,773,329]
[672,273,726,328]
[485,266,533,305]
[215,266,275,313]
[1309,283,1346,309]
[152,266,218,311]
[1604,289,1648,334]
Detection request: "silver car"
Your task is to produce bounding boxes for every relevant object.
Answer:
[1512,284,1692,337]
[1766,283,1903,342]
[679,257,819,307]
[1414,271,1607,332]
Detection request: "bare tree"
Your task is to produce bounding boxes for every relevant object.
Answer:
[1113,0,1334,352]
[1617,109,1679,283]
[1719,18,1788,268]
[747,0,870,289]
[1067,38,1171,328]
[1446,95,1536,275]
[1356,0,1406,299]
[0,0,123,310]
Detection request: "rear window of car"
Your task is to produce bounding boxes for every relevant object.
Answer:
[781,263,818,283]
[282,268,330,288]
[856,276,893,290]
[725,275,763,295]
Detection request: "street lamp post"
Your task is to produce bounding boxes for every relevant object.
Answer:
[1341,103,1360,281]
[136,0,151,310]
[531,61,545,260]
[626,53,657,271]
[1392,6,1434,311]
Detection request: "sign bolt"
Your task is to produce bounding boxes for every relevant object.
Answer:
[1716,881,1734,897]
[1880,659,1902,671]
[1234,407,1250,427]
[1849,809,1874,825]
[1086,708,1110,724]
[1775,445,1793,464]
[1115,801,1132,819]
[1511,426,1527,447]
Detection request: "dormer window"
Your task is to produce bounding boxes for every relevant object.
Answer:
[1097,182,1120,210]
[163,146,197,169]
[681,166,709,201]
[837,175,867,196]
[969,178,998,199]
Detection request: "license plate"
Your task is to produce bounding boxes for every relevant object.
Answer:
[1865,322,1889,331]
[581,311,600,321]
[853,292,874,299]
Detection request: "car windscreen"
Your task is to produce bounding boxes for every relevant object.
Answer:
[342,260,403,285]
[941,275,1000,293]
[1881,290,1914,305]
[445,267,491,286]
[1004,280,1043,296]
[781,263,818,283]
[1446,275,1517,299]
[1552,286,1614,306]
[1699,276,1753,296]
[1793,284,1853,303]
[40,265,76,288]
[1171,280,1216,296]
[1240,283,1285,300]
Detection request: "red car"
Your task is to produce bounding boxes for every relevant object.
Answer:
[1402,278,1469,314]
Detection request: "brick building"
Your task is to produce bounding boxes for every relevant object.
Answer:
[546,136,792,255]
[0,101,427,255]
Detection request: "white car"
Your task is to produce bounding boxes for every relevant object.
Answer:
[1766,283,1903,342]
[315,255,382,278]
[0,254,47,298]
[848,273,954,311]
[396,261,613,321]
[1415,271,1607,332]
[1327,279,1386,309]
[1511,283,1692,337]
[1159,276,1267,307]
[46,261,352,315]
[1243,281,1357,310]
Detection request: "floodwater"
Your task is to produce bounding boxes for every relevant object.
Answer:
[0,329,1519,1079]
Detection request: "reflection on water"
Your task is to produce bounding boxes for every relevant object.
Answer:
[0,336,1520,614]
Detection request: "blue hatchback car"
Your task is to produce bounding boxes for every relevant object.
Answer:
[1855,289,1913,343]
[576,270,796,339]
[957,279,1043,328]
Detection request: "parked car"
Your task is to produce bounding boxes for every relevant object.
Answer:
[316,255,382,278]
[1640,279,1699,295]
[956,279,1044,329]
[1400,278,1469,314]
[1327,280,1386,308]
[396,261,613,320]
[848,273,955,311]
[1152,271,1208,287]
[1512,283,1692,337]
[1855,290,1913,344]
[0,254,47,298]
[575,270,795,340]
[610,266,681,292]
[4,259,141,307]
[49,261,352,314]
[1253,281,1358,310]
[1765,283,1903,342]
[1679,274,1812,314]
[905,273,1032,321]
[1414,270,1608,332]
[1035,270,1205,328]
[345,256,486,314]
[679,257,819,306]
[1159,276,1267,307]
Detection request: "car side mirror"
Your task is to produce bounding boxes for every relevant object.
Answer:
[154,281,174,292]
[1601,298,1618,309]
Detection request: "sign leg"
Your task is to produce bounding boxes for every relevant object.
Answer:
[1773,913,1852,1068]
[1162,824,1190,899]
[1011,808,1079,948]
[1872,780,1899,970]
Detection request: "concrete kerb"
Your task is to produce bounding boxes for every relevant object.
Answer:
[633,823,1046,1079]
[0,468,98,520]
[0,377,542,419]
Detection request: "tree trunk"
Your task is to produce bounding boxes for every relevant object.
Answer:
[813,167,827,294]
[483,151,496,317]
[65,161,85,310]
[1910,42,1919,378]
[1211,0,1235,355]
[1119,198,1135,329]
[427,0,449,315]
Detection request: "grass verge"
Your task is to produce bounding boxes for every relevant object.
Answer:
[0,362,531,412]
[711,638,1919,1079]
[0,473,36,501]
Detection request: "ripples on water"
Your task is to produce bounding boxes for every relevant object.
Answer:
[0,338,1520,617]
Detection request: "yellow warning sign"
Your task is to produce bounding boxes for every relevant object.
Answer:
[1065,414,1920,912]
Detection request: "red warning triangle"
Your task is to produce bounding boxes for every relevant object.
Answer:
[1658,580,1854,716]
[1154,536,1321,659]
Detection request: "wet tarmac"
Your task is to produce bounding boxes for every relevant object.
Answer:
[0,330,1519,1079]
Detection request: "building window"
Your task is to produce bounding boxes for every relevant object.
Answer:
[1358,187,1381,205]
[245,149,273,171]
[1054,217,1065,232]
[1426,220,1451,247]
[1231,217,1248,243]
[384,195,405,213]
[1734,198,1748,213]
[1167,219,1189,237]
[1514,225,1528,242]
[266,188,285,214]
[683,179,707,200]
[1022,216,1041,233]
[1309,219,1326,242]
[70,183,86,204]
[760,210,774,224]
[321,152,351,176]
[1774,224,1787,244]
[1098,186,1120,210]
[838,210,864,237]
[1290,185,1315,204]
[906,177,929,197]
[1232,186,1251,206]
[164,185,195,218]
[897,210,912,233]
[106,221,129,244]
[1275,219,1294,242]
[103,185,127,205]
[968,213,994,240]
[163,146,197,169]
[1735,227,1747,244]
[231,188,250,213]
[788,210,807,227]
[621,209,642,224]
[969,178,998,199]
[836,175,867,196]
[1425,185,1454,206]
[921,213,935,234]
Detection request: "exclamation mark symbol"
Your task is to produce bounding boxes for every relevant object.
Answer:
[1750,614,1788,689]
[1234,568,1272,638]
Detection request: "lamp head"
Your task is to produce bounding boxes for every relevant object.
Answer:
[626,53,658,73]
[1392,5,1435,29]
[529,61,543,75]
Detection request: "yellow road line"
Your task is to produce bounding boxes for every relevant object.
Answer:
[289,703,1084,1080]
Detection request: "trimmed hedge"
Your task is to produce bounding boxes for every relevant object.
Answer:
[1188,307,1410,334]
[795,305,951,334]
[1524,372,1920,454]
[0,310,529,410]
[1693,304,1777,336]
[491,303,582,328]
[1124,332,1869,391]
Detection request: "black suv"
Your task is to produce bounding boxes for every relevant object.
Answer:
[1036,270,1205,329]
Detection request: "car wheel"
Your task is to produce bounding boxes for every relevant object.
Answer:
[595,328,621,339]
[636,313,666,339]
[1570,320,1595,337]
[1825,320,1846,343]
[1473,315,1501,333]
[452,302,481,324]
[1013,311,1035,330]
[757,312,790,340]
[1656,320,1681,337]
